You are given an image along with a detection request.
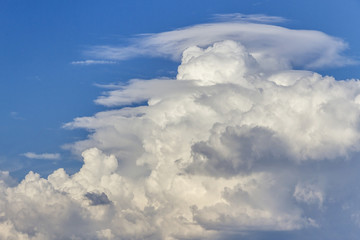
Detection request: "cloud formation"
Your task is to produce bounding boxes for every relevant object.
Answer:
[1,18,360,239]
[86,21,354,69]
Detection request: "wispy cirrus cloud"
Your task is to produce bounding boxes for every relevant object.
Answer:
[22,152,61,160]
[71,60,116,65]
[212,13,287,23]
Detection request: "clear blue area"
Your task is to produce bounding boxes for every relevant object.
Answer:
[1,0,359,180]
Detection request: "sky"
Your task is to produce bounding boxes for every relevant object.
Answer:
[1,0,360,239]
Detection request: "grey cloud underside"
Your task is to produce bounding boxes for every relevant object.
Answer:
[2,22,360,240]
[188,126,292,177]
[85,192,112,206]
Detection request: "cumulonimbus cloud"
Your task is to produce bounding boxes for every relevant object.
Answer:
[1,17,360,239]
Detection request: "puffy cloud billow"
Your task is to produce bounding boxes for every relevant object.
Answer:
[2,20,360,239]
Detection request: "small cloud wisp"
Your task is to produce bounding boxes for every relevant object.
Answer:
[22,152,61,160]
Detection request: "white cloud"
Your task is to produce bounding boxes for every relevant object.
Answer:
[2,18,360,239]
[71,60,116,65]
[22,152,61,160]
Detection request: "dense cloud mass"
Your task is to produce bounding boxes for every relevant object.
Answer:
[1,21,360,239]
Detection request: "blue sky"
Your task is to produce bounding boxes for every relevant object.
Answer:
[1,1,360,239]
[1,0,360,179]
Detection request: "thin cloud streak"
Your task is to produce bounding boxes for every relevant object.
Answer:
[71,60,116,65]
[22,152,61,160]
[212,13,287,23]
